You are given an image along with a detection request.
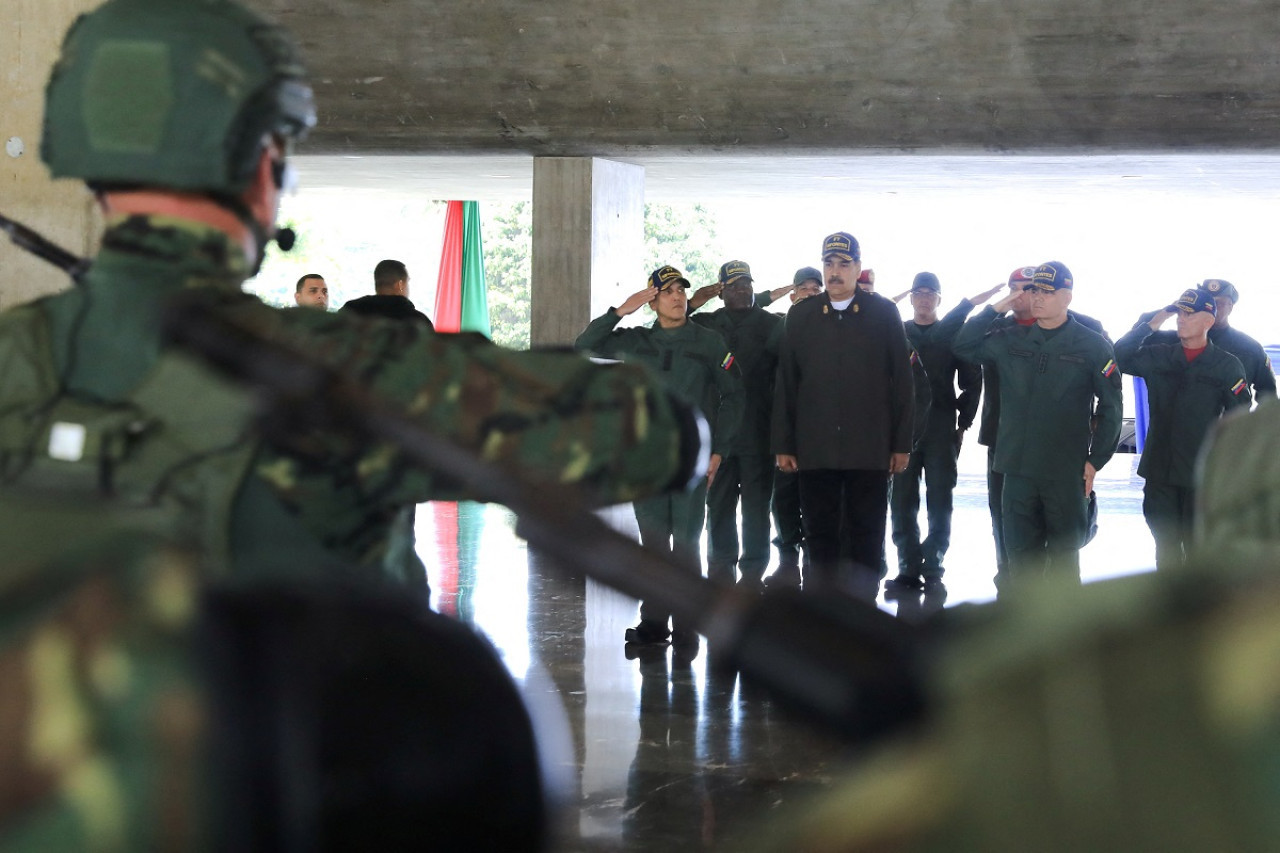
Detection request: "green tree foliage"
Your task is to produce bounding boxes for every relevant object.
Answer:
[481,201,532,350]
[643,203,723,287]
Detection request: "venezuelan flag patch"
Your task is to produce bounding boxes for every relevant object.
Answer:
[1231,378,1247,396]
[1101,359,1118,377]
[721,353,735,370]
[909,349,921,366]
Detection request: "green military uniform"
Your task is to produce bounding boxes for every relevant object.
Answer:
[576,308,743,636]
[953,306,1122,582]
[690,303,783,588]
[1114,318,1250,569]
[890,298,981,583]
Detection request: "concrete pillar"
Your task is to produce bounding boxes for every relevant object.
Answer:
[530,157,644,347]
[1,0,102,310]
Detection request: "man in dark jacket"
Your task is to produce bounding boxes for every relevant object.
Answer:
[886,272,981,594]
[954,261,1122,586]
[341,259,434,327]
[1115,289,1251,569]
[773,232,915,600]
[691,261,784,591]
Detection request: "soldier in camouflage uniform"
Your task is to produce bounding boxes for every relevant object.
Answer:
[0,0,702,590]
[0,0,706,845]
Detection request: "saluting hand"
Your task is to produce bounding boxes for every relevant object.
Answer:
[992,288,1022,315]
[615,286,658,317]
[688,283,722,311]
[1147,308,1175,330]
[969,281,1007,306]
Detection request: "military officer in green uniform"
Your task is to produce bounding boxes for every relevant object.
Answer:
[953,261,1122,585]
[1114,289,1251,569]
[575,266,744,646]
[688,260,784,591]
[886,272,981,593]
[1149,278,1277,400]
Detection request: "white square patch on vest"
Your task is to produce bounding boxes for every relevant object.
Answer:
[49,422,87,462]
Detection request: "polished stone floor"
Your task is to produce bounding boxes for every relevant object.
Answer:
[416,446,1155,851]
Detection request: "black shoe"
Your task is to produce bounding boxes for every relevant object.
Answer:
[922,576,946,593]
[624,642,669,663]
[764,567,801,590]
[885,574,924,597]
[671,628,699,647]
[624,621,671,646]
[671,635,700,667]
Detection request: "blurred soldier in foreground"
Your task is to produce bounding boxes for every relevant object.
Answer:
[0,0,704,847]
[752,402,1280,853]
[0,0,700,587]
[1114,289,1250,569]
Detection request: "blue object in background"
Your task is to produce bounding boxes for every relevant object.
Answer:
[1133,375,1149,453]
[1265,344,1280,376]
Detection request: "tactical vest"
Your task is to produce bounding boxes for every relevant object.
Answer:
[0,301,260,575]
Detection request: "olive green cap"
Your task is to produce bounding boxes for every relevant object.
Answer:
[42,0,316,194]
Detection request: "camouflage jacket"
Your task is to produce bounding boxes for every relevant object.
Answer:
[0,215,690,584]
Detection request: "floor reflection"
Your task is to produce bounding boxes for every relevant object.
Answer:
[416,450,1155,851]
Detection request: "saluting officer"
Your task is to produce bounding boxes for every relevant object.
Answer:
[886,272,981,594]
[963,266,1109,591]
[953,261,1123,585]
[1115,289,1251,569]
[1150,279,1276,400]
[576,266,744,648]
[690,261,784,591]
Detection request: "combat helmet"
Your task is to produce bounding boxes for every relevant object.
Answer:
[42,0,316,196]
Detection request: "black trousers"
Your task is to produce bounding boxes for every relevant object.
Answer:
[1142,481,1195,570]
[706,453,775,586]
[798,468,889,601]
[771,468,804,566]
[987,447,1009,585]
[889,426,958,579]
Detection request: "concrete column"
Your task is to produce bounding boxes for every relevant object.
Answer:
[530,157,644,347]
[1,0,102,310]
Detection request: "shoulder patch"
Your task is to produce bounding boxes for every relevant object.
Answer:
[1101,358,1118,378]
[909,349,921,366]
[721,353,735,370]
[1231,378,1248,396]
